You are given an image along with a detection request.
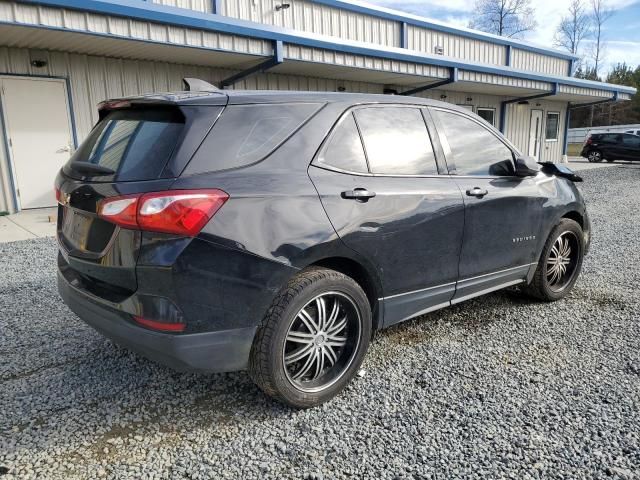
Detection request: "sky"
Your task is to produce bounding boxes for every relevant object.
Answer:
[367,0,640,77]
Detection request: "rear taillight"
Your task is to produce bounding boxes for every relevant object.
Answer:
[97,189,228,236]
[585,135,593,145]
[133,315,186,332]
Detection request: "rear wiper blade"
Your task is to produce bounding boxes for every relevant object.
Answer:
[69,161,115,176]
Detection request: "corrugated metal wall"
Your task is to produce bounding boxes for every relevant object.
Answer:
[511,49,570,77]
[220,0,400,47]
[151,0,212,14]
[407,26,505,66]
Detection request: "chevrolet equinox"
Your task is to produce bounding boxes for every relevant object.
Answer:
[56,86,590,408]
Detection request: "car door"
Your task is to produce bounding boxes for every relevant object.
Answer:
[598,134,623,159]
[429,107,545,303]
[308,105,465,326]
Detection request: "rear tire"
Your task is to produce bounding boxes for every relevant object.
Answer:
[249,267,371,408]
[523,219,585,301]
[587,150,603,162]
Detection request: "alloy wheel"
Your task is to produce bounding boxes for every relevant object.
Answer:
[546,232,579,292]
[588,151,602,162]
[283,292,362,393]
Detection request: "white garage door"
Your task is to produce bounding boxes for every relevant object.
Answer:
[1,77,74,209]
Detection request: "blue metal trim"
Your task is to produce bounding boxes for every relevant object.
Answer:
[220,40,283,87]
[562,104,571,155]
[401,67,457,96]
[212,0,221,15]
[400,22,408,49]
[0,72,79,212]
[9,1,637,96]
[505,45,512,66]
[568,95,617,109]
[499,83,559,133]
[309,0,579,61]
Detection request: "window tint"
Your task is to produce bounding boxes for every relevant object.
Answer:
[317,113,368,172]
[545,112,560,141]
[185,103,322,174]
[434,109,515,176]
[599,134,620,144]
[354,107,437,175]
[622,134,640,147]
[65,108,184,181]
[476,108,496,126]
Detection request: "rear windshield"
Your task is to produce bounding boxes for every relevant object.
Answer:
[64,108,184,181]
[184,103,322,175]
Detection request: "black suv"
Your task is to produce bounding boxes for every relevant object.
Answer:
[581,132,640,162]
[56,87,590,408]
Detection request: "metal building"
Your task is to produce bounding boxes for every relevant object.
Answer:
[0,0,636,213]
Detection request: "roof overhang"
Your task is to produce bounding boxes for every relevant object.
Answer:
[3,0,636,103]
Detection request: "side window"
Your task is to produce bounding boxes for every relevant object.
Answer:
[545,112,560,141]
[600,134,619,144]
[622,134,640,147]
[433,109,515,176]
[354,107,438,175]
[476,108,496,126]
[316,113,368,173]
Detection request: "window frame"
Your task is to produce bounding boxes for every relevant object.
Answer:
[545,111,560,142]
[312,104,447,178]
[429,106,520,178]
[476,107,496,127]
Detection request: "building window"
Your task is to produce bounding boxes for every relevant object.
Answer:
[476,107,496,126]
[545,112,560,141]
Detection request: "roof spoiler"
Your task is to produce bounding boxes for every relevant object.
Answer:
[182,78,220,92]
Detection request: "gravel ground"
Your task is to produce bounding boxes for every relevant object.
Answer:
[1,165,639,479]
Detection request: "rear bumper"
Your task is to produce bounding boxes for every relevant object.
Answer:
[58,268,256,373]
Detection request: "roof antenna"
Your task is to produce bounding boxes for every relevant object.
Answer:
[182,78,219,92]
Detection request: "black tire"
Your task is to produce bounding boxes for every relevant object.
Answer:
[587,149,603,163]
[523,219,585,301]
[249,267,372,408]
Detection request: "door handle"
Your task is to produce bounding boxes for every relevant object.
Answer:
[341,188,376,202]
[466,187,488,198]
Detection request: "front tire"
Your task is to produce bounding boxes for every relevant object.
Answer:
[249,267,372,408]
[523,219,585,301]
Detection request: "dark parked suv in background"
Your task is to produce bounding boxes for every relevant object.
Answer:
[56,84,590,408]
[581,132,640,162]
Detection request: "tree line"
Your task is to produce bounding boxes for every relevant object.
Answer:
[469,0,640,128]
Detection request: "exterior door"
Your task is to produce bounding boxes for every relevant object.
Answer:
[431,107,544,303]
[1,77,74,209]
[528,109,543,159]
[309,106,465,326]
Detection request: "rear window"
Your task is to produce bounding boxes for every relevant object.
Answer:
[65,108,184,181]
[184,103,322,174]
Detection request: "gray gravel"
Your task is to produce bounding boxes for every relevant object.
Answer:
[1,165,640,479]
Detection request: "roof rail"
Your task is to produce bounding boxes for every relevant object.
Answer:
[182,78,220,92]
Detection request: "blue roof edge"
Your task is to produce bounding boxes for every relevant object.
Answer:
[16,0,637,96]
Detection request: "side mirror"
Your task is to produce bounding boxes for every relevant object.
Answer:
[514,156,540,177]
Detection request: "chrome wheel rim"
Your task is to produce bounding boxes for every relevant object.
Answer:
[283,292,361,393]
[546,231,579,292]
[588,151,601,162]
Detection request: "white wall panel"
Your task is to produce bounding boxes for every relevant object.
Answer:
[151,0,212,14]
[407,25,505,66]
[512,49,570,77]
[220,0,400,47]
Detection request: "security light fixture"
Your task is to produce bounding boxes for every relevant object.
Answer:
[30,60,47,68]
[440,94,447,99]
[434,45,444,55]
[276,3,291,10]
[466,97,473,102]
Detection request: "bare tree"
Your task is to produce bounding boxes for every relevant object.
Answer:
[589,0,614,76]
[554,0,590,57]
[468,0,537,38]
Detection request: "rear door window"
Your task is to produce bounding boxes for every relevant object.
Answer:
[64,108,184,181]
[185,103,322,174]
[316,113,368,173]
[354,107,438,175]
